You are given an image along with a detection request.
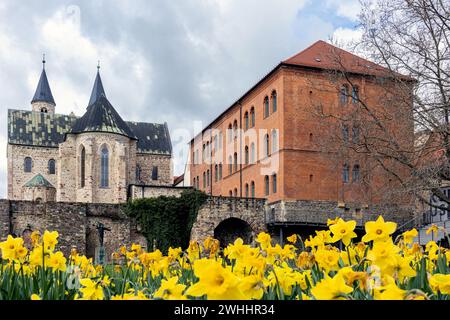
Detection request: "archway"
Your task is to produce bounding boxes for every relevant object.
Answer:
[214,218,253,248]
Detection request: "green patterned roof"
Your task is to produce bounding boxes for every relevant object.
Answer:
[24,174,54,188]
[8,109,77,147]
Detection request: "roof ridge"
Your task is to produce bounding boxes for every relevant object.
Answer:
[281,40,326,63]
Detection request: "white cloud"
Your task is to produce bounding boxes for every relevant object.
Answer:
[326,0,361,21]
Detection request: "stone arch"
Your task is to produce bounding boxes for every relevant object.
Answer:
[214,217,252,248]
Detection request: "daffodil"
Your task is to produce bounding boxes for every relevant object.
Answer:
[429,274,450,295]
[373,283,406,300]
[287,234,297,244]
[42,231,59,251]
[239,274,265,299]
[78,278,104,300]
[154,276,187,300]
[402,228,418,245]
[311,274,353,300]
[362,216,396,243]
[314,248,340,273]
[329,218,357,246]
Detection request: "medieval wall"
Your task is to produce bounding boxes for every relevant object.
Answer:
[7,144,59,200]
[129,185,191,200]
[136,153,173,186]
[0,200,146,260]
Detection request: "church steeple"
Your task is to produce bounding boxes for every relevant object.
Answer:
[88,62,106,106]
[31,54,56,114]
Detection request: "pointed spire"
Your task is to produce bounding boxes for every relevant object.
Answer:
[88,62,106,106]
[31,54,55,105]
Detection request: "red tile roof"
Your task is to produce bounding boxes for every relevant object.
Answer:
[283,40,407,79]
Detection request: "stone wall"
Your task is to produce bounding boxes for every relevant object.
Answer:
[136,153,173,186]
[0,200,146,261]
[129,185,192,200]
[190,196,267,243]
[8,144,59,200]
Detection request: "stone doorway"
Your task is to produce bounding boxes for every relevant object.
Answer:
[214,217,252,248]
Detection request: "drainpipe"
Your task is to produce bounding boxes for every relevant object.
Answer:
[239,101,243,197]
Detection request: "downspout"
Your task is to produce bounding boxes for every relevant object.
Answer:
[239,101,243,197]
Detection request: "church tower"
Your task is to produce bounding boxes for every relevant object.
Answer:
[31,55,56,114]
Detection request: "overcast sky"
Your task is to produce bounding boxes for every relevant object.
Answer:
[0,0,362,197]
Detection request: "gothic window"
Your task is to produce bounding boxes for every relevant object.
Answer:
[80,147,85,188]
[228,124,232,142]
[264,134,270,157]
[352,127,360,143]
[353,164,360,182]
[343,164,349,183]
[250,107,255,127]
[215,164,218,182]
[271,90,277,113]
[219,132,223,149]
[203,172,206,188]
[340,84,349,104]
[229,155,233,175]
[245,183,249,197]
[152,166,158,181]
[233,152,238,172]
[193,177,196,188]
[136,165,141,181]
[197,175,200,189]
[48,159,56,175]
[100,146,109,188]
[250,143,256,164]
[206,170,210,187]
[244,112,249,130]
[264,175,270,196]
[352,85,359,103]
[219,163,222,180]
[233,120,238,139]
[24,157,32,173]
[272,174,277,193]
[233,188,238,197]
[245,146,249,165]
[40,107,48,113]
[264,96,269,118]
[342,126,349,143]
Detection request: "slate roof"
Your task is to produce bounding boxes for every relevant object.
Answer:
[8,109,172,155]
[70,95,137,139]
[31,68,55,105]
[24,173,54,188]
[8,109,77,147]
[88,71,106,106]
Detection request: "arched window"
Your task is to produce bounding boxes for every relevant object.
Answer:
[219,164,222,180]
[245,146,249,165]
[250,143,255,164]
[229,190,233,197]
[244,112,249,130]
[234,188,238,197]
[40,107,48,113]
[343,164,349,183]
[202,144,206,162]
[233,120,238,139]
[340,84,349,104]
[264,175,270,196]
[80,147,85,188]
[272,130,278,153]
[48,159,56,174]
[24,157,32,173]
[215,164,218,182]
[136,165,141,181]
[352,85,359,103]
[193,177,196,188]
[250,107,255,127]
[263,96,269,118]
[206,170,210,187]
[245,183,249,197]
[214,135,218,151]
[272,174,277,193]
[352,126,360,143]
[228,155,233,175]
[251,181,255,198]
[233,152,238,172]
[352,164,360,181]
[100,146,109,188]
[203,172,206,188]
[309,133,313,142]
[228,124,232,142]
[152,166,158,180]
[264,134,270,157]
[206,142,210,161]
[342,125,349,143]
[197,176,200,189]
[219,132,223,149]
[271,90,277,113]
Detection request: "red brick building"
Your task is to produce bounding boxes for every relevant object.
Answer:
[189,40,414,224]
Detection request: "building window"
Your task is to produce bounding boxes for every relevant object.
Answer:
[244,112,249,130]
[202,144,206,162]
[233,152,238,172]
[100,146,109,188]
[219,164,222,180]
[352,86,359,103]
[250,107,255,127]
[206,170,210,187]
[80,147,85,188]
[24,157,32,173]
[343,164,349,183]
[136,165,141,181]
[215,164,218,182]
[203,172,206,188]
[342,126,349,143]
[250,143,255,164]
[234,188,238,197]
[353,164,360,182]
[264,134,270,157]
[309,174,313,182]
[245,146,249,165]
[197,176,200,189]
[40,107,48,113]
[193,177,196,188]
[48,159,56,174]
[152,166,158,181]
[272,130,278,153]
[229,190,233,197]
[228,124,232,142]
[219,132,223,149]
[251,181,255,198]
[340,84,349,104]
[271,90,277,113]
[264,96,269,118]
[245,183,249,197]
[272,174,277,193]
[206,142,210,161]
[309,133,313,143]
[264,175,269,196]
[352,127,360,143]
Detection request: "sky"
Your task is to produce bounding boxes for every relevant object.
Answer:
[0,0,362,198]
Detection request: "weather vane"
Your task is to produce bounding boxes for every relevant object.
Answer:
[42,53,46,69]
[97,60,100,71]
